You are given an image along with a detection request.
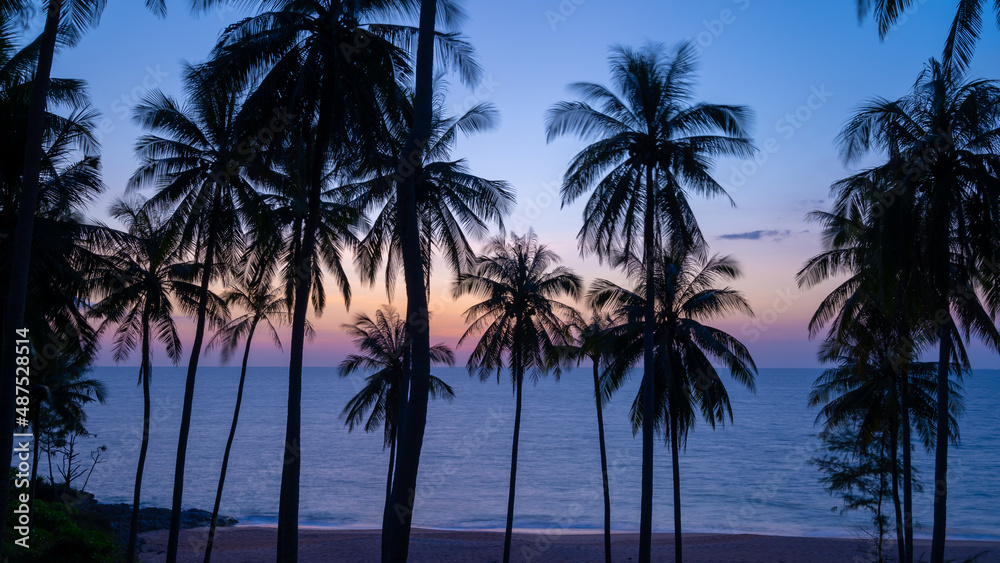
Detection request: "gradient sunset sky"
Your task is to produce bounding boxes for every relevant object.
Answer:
[42,0,1000,368]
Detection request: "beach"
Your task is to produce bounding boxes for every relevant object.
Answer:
[139,526,1000,562]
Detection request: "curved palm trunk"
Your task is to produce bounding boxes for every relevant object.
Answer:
[382,0,436,560]
[930,324,952,563]
[592,361,612,563]
[277,104,333,563]
[204,321,258,563]
[166,208,219,562]
[0,0,61,542]
[890,420,904,563]
[128,309,153,563]
[638,165,656,563]
[503,370,524,563]
[900,370,914,563]
[669,403,682,563]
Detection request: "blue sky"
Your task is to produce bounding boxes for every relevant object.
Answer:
[34,0,1000,367]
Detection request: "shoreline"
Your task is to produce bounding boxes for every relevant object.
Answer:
[138,525,1000,562]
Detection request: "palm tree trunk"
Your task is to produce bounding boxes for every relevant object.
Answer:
[890,420,905,563]
[669,406,682,563]
[638,165,656,563]
[503,369,523,563]
[0,0,61,542]
[166,203,220,562]
[204,321,258,563]
[384,433,396,520]
[382,1,436,560]
[592,361,612,563]
[900,370,914,563]
[278,100,333,563]
[930,323,952,563]
[128,309,153,563]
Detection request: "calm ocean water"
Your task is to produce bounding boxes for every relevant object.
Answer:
[73,366,999,540]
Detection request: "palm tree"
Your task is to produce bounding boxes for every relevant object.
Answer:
[202,4,477,558]
[545,41,754,562]
[202,273,294,563]
[89,198,205,563]
[128,64,276,560]
[857,0,999,71]
[338,305,455,522]
[588,248,758,563]
[807,321,965,563]
[797,181,930,562]
[346,81,513,296]
[565,313,615,563]
[0,0,167,539]
[829,58,1000,563]
[455,230,581,563]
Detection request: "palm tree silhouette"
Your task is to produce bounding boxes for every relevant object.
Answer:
[0,0,169,539]
[565,312,615,563]
[202,3,474,556]
[338,305,455,523]
[202,273,295,563]
[589,248,757,563]
[346,80,513,296]
[545,41,754,562]
[857,0,999,71]
[90,198,206,563]
[129,64,280,559]
[455,230,581,563]
[828,58,1000,563]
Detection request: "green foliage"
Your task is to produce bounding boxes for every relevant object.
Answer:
[811,427,896,562]
[4,471,121,563]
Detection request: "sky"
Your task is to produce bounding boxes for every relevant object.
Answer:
[32,0,1000,368]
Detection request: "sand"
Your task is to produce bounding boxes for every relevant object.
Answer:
[138,526,1000,562]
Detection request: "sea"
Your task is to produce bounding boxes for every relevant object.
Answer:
[66,366,999,540]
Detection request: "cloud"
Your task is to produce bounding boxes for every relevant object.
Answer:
[717,229,792,241]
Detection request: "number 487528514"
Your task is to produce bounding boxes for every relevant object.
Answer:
[14,327,30,426]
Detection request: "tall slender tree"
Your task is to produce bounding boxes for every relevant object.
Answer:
[202,273,292,563]
[338,305,455,522]
[589,249,757,563]
[203,3,476,558]
[129,65,277,560]
[545,41,754,562]
[455,230,581,563]
[565,313,615,563]
[89,199,204,563]
[817,58,1000,563]
[0,0,168,539]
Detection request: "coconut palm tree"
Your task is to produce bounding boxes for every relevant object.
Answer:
[588,248,757,563]
[338,305,455,522]
[545,41,754,562]
[564,312,615,563]
[857,0,999,71]
[128,63,279,559]
[202,273,294,563]
[808,322,965,563]
[89,198,208,563]
[345,81,513,296]
[0,0,168,538]
[829,58,1000,563]
[202,3,478,558]
[455,230,581,563]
